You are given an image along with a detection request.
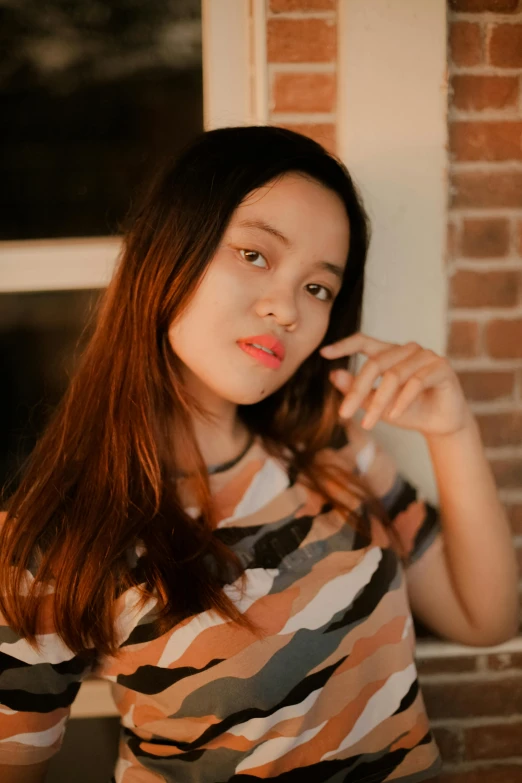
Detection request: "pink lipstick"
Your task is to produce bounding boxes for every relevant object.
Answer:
[237,334,285,369]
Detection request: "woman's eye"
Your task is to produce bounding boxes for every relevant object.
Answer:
[307,284,333,302]
[239,249,268,268]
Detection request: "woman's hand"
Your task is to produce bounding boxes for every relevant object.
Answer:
[320,332,472,437]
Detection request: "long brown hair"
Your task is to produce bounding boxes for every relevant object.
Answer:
[0,126,381,657]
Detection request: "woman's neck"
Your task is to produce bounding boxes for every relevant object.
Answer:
[191,412,251,470]
[176,365,252,469]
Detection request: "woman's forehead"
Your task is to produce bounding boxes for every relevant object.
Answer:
[229,175,350,258]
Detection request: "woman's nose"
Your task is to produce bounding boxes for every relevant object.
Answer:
[254,285,299,329]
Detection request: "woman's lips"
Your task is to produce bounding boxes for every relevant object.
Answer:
[237,342,282,369]
[237,334,285,359]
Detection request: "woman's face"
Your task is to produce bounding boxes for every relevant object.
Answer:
[168,173,350,409]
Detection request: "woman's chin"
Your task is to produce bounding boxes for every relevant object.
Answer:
[220,382,281,406]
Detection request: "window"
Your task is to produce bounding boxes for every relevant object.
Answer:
[0,0,261,496]
[0,0,203,492]
[0,289,102,491]
[0,0,203,241]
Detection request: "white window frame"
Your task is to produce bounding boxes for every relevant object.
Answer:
[0,0,267,294]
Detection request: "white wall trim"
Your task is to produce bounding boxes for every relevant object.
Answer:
[416,635,522,659]
[0,237,121,292]
[71,679,119,719]
[250,0,269,125]
[202,0,268,129]
[202,0,252,130]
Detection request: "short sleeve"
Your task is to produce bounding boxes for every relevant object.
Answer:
[0,590,93,765]
[333,420,441,567]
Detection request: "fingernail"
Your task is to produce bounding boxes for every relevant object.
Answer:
[330,368,350,384]
[339,400,354,418]
[320,345,335,355]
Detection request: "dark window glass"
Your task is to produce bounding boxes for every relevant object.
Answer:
[0,0,202,240]
[0,289,102,494]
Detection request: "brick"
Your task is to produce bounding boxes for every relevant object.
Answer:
[450,122,522,162]
[432,726,462,764]
[476,412,522,447]
[270,0,336,10]
[277,122,336,153]
[449,269,520,308]
[416,657,478,675]
[490,25,522,68]
[267,19,337,63]
[490,458,522,488]
[451,170,522,209]
[272,73,336,113]
[507,504,522,534]
[461,218,510,258]
[487,652,522,670]
[450,22,483,67]
[485,319,522,358]
[464,722,522,761]
[422,677,522,719]
[451,75,519,113]
[450,0,520,10]
[447,321,480,357]
[439,765,522,782]
[452,74,519,114]
[457,370,515,401]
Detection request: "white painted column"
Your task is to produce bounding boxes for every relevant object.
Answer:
[337,0,448,501]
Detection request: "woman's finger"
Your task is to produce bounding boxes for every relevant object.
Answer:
[320,332,391,360]
[339,342,422,418]
[329,369,354,394]
[359,350,438,429]
[388,359,447,419]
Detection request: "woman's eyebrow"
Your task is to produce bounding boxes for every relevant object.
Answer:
[237,219,291,246]
[312,260,344,281]
[235,219,345,280]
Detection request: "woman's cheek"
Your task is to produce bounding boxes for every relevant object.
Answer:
[311,315,331,352]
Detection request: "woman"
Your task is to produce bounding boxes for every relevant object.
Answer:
[0,126,518,783]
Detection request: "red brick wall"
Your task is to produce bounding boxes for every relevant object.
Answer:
[266,0,337,152]
[431,1,522,776]
[448,0,522,538]
[418,650,522,780]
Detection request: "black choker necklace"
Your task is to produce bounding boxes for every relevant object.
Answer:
[174,433,256,480]
[207,433,256,475]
